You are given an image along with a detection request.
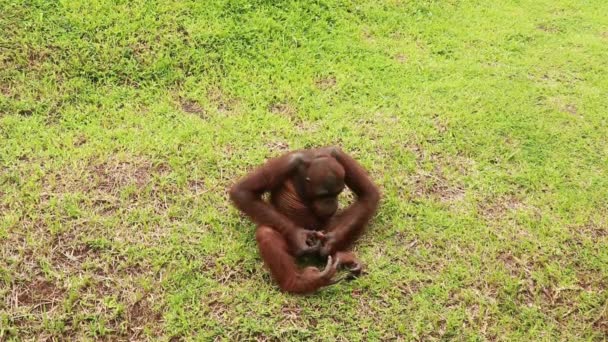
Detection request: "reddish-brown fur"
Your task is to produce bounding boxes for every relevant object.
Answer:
[230,147,380,294]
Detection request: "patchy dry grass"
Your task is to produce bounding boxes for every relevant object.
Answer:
[1,0,608,340]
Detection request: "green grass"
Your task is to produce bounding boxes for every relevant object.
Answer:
[1,0,607,340]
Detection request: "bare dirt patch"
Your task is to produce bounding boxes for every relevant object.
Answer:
[213,261,252,285]
[187,178,207,194]
[127,296,163,335]
[403,145,471,203]
[432,114,449,135]
[315,75,337,90]
[204,294,229,321]
[44,156,171,200]
[543,96,583,118]
[478,195,528,219]
[73,134,87,147]
[394,53,408,64]
[269,102,297,117]
[180,98,206,117]
[208,87,236,113]
[497,251,532,278]
[264,141,290,154]
[537,23,561,33]
[534,72,582,88]
[6,163,166,337]
[92,158,153,191]
[496,249,604,322]
[564,103,578,116]
[412,166,465,202]
[295,119,321,134]
[397,278,434,297]
[15,278,64,309]
[1,84,11,97]
[574,222,608,239]
[361,27,375,43]
[54,242,94,265]
[27,49,51,68]
[10,230,163,338]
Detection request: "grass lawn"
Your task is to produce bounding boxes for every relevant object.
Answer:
[1,0,607,340]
